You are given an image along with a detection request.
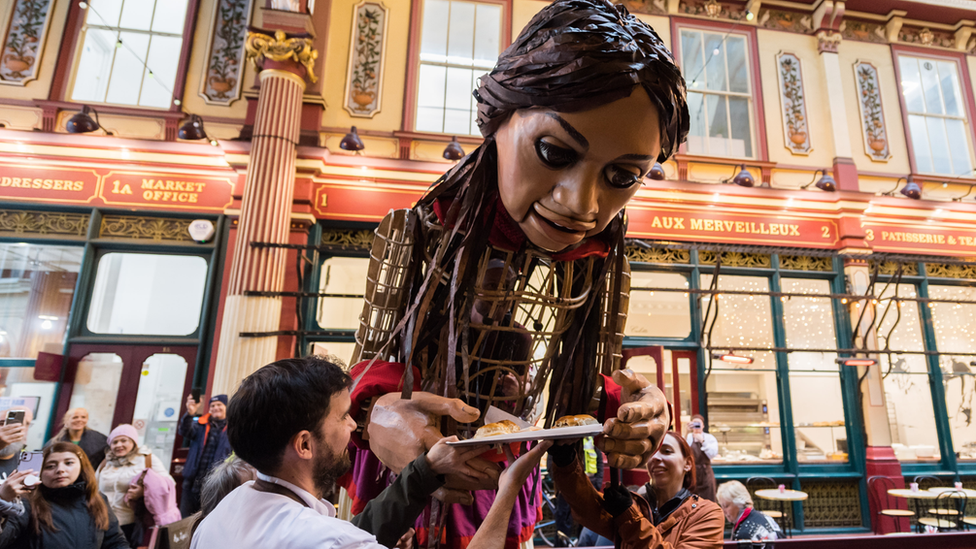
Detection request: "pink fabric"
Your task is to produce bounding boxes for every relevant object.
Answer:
[127,468,182,525]
[107,424,139,445]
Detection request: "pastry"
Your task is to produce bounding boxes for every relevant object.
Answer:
[553,414,599,428]
[474,420,520,439]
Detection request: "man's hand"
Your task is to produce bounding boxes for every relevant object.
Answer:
[598,369,670,469]
[394,528,415,549]
[0,423,25,447]
[367,392,499,502]
[185,394,200,416]
[426,437,496,482]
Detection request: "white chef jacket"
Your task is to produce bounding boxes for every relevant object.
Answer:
[686,432,719,459]
[190,472,386,549]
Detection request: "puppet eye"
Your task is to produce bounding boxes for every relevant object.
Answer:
[604,165,642,189]
[535,138,577,168]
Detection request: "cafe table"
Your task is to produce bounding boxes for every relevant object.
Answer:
[754,489,809,538]
[888,489,939,532]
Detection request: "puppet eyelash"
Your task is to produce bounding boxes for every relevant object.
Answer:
[535,139,577,168]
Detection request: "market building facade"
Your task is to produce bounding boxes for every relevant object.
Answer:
[2,0,976,535]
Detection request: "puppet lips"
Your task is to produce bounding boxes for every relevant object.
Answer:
[525,208,589,251]
[532,204,596,232]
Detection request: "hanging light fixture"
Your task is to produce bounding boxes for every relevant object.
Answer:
[900,175,922,200]
[725,164,754,187]
[66,106,107,134]
[178,114,219,146]
[442,136,464,161]
[340,126,365,152]
[648,162,666,181]
[711,352,755,365]
[801,169,836,192]
[835,357,877,367]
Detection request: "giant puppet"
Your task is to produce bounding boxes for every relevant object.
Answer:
[340,0,690,546]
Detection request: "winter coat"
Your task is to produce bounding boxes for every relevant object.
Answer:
[0,481,129,549]
[95,446,170,526]
[551,458,724,549]
[46,430,109,471]
[126,468,181,526]
[177,413,231,482]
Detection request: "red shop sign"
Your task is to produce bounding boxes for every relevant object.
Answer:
[863,222,976,257]
[313,181,425,221]
[99,171,234,212]
[626,206,840,249]
[0,164,99,204]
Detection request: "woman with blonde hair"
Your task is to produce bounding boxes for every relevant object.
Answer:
[716,480,782,542]
[46,408,108,470]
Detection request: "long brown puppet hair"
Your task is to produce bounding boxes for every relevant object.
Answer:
[389,0,688,423]
[30,442,110,534]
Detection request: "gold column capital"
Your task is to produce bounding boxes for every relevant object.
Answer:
[245,30,318,83]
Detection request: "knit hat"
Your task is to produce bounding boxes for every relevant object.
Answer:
[210,395,228,407]
[107,424,139,445]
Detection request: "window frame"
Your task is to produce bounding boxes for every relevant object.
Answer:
[670,18,769,162]
[402,0,512,135]
[51,0,201,112]
[891,45,976,177]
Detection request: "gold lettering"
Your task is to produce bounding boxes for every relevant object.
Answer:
[652,216,663,229]
[691,218,703,231]
[673,217,684,229]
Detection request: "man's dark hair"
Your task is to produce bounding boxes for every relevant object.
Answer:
[227,356,352,474]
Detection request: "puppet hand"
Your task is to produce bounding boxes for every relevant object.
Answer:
[367,392,497,490]
[598,369,670,469]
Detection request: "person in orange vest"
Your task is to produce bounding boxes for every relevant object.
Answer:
[178,394,231,517]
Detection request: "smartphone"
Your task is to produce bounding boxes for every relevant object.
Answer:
[19,451,43,485]
[191,388,202,403]
[5,410,24,426]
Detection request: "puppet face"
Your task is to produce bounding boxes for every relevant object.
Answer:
[494,88,661,252]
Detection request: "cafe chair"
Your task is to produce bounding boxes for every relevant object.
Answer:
[913,475,941,491]
[867,476,914,534]
[746,476,786,525]
[919,490,966,532]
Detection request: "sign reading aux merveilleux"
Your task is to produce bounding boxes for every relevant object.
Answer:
[625,206,840,249]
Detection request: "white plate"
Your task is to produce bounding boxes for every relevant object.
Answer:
[446,424,604,446]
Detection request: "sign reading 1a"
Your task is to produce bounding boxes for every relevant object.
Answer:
[111,180,133,194]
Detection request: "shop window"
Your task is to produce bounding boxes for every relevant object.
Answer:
[706,371,782,463]
[71,0,190,108]
[310,342,358,367]
[414,0,501,135]
[0,243,82,360]
[626,271,691,339]
[679,28,755,158]
[0,369,55,452]
[897,55,973,175]
[86,253,207,336]
[132,353,187,470]
[69,353,123,437]
[700,274,775,369]
[928,285,976,460]
[878,283,942,462]
[316,257,368,331]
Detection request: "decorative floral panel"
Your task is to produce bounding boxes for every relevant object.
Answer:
[776,52,812,155]
[0,0,54,85]
[619,0,668,16]
[201,0,252,105]
[854,62,891,162]
[757,8,813,33]
[840,20,886,43]
[343,0,388,118]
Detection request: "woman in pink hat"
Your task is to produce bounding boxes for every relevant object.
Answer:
[96,424,176,548]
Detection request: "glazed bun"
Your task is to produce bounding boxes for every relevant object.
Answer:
[474,420,520,439]
[553,414,599,428]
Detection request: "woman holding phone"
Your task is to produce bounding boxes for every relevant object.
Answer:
[0,441,129,548]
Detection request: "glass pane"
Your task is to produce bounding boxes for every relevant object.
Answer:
[726,35,748,93]
[87,0,124,27]
[71,28,117,103]
[680,30,704,89]
[87,253,207,336]
[877,284,927,372]
[132,353,187,470]
[472,3,500,67]
[938,60,962,117]
[926,116,952,174]
[416,64,446,132]
[791,373,848,462]
[703,33,726,92]
[700,274,775,370]
[139,35,181,107]
[945,119,972,176]
[309,342,358,367]
[728,96,752,158]
[443,68,476,135]
[316,257,368,330]
[929,285,976,460]
[119,0,155,31]
[105,31,149,106]
[707,371,782,463]
[687,91,706,153]
[706,94,729,156]
[899,56,924,114]
[151,0,187,34]
[919,58,944,115]
[0,370,55,452]
[70,353,123,436]
[886,374,941,462]
[447,1,475,64]
[420,0,449,61]
[0,244,82,360]
[908,114,933,174]
[626,272,691,338]
[782,279,837,371]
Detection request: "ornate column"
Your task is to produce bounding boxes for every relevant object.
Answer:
[211,31,318,395]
